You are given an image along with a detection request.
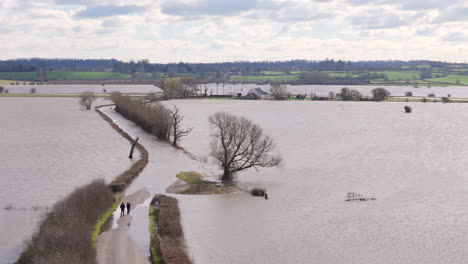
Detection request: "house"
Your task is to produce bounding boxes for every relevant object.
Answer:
[242,88,274,100]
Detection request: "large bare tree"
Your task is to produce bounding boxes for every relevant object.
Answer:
[269,83,288,100]
[209,112,282,182]
[79,91,96,110]
[170,105,192,146]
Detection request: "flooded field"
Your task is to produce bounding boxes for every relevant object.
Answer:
[3,96,468,264]
[4,83,468,98]
[1,84,160,94]
[200,83,468,98]
[167,100,468,264]
[0,98,131,263]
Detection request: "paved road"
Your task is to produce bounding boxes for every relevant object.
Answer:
[97,189,151,264]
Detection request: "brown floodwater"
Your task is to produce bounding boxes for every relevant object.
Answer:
[4,96,468,264]
[166,100,468,264]
[0,98,131,263]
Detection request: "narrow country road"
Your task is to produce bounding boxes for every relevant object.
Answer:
[96,189,151,264]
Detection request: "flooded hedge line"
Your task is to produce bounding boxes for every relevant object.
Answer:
[111,93,172,141]
[16,180,113,264]
[150,195,192,264]
[95,104,149,193]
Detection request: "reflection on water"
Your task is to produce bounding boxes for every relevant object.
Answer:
[0,98,131,263]
[168,100,468,264]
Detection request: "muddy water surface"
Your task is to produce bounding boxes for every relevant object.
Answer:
[168,100,468,264]
[0,98,131,263]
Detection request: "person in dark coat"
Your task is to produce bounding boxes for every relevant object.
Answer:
[126,202,131,215]
[120,202,125,216]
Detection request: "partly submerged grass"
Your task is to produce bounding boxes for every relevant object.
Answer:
[175,171,236,195]
[149,206,163,264]
[91,198,121,248]
[176,171,202,184]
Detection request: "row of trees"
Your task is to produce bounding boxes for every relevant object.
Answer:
[111,93,191,146]
[268,84,391,101]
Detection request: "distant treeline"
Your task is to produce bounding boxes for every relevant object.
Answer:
[0,58,459,74]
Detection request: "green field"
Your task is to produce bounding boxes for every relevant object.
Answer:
[230,75,298,83]
[372,71,420,81]
[261,71,287,75]
[426,74,468,85]
[325,71,360,78]
[0,71,132,80]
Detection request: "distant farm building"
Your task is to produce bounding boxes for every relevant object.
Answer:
[242,88,273,100]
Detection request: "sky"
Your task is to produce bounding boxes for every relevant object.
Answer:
[1,0,468,63]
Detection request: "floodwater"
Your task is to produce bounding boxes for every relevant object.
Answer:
[199,83,468,98]
[4,82,468,98]
[2,84,161,94]
[166,100,468,264]
[3,95,468,264]
[0,98,131,263]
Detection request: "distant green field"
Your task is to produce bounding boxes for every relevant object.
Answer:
[325,71,360,78]
[290,71,304,75]
[373,71,420,81]
[0,71,132,80]
[0,72,37,80]
[231,75,298,83]
[261,71,287,76]
[427,74,468,85]
[0,79,22,84]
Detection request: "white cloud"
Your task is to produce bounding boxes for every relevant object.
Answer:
[1,0,468,62]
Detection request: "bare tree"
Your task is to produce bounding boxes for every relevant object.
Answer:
[269,83,288,100]
[79,91,96,110]
[170,105,192,146]
[209,112,282,182]
[162,77,199,98]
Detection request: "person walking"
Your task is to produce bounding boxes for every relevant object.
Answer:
[120,202,125,216]
[126,202,131,215]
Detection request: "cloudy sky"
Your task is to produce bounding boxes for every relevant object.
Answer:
[1,0,468,62]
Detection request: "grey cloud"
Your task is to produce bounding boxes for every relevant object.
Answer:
[76,4,146,18]
[101,18,121,27]
[434,7,468,23]
[351,11,406,29]
[443,32,468,41]
[161,0,265,16]
[346,0,463,10]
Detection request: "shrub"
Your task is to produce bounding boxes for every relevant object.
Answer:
[371,87,390,101]
[422,97,427,102]
[442,97,450,103]
[16,180,114,264]
[339,87,362,101]
[251,187,266,196]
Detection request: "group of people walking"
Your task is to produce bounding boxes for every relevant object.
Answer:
[120,202,131,216]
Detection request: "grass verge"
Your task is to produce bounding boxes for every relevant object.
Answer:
[149,206,163,264]
[91,198,121,248]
